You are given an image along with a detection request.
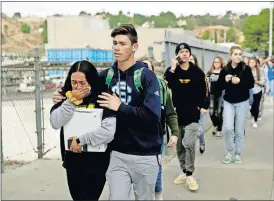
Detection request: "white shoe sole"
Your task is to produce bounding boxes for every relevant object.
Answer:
[186,183,199,191]
[174,178,186,184]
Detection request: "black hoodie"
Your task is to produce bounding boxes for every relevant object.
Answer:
[100,61,162,155]
[217,61,254,103]
[164,62,207,126]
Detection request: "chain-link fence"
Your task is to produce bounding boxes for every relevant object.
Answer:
[1,50,68,169]
[1,48,113,172]
[2,54,38,164]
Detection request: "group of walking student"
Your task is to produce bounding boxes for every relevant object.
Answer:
[50,23,271,200]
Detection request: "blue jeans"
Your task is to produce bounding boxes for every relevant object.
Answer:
[223,100,249,155]
[269,80,274,97]
[199,115,205,145]
[155,144,163,194]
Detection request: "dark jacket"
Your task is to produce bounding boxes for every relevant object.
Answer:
[164,62,207,126]
[100,61,162,155]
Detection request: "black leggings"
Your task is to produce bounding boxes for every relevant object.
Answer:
[64,151,110,201]
[209,94,223,131]
[250,91,263,122]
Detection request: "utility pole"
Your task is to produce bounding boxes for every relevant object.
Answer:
[269,1,273,57]
[34,47,43,158]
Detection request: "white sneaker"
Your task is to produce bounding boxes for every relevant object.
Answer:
[253,123,258,128]
[216,131,222,138]
[155,194,163,200]
[258,117,262,121]
[186,176,199,191]
[173,172,187,184]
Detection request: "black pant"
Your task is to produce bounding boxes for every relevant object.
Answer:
[250,91,263,122]
[209,94,223,131]
[64,151,110,201]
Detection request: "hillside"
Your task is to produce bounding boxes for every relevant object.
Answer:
[1,13,45,54]
[1,11,249,54]
[193,25,244,44]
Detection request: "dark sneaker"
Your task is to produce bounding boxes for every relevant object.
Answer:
[199,144,205,154]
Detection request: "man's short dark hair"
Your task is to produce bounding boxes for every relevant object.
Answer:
[111,24,138,44]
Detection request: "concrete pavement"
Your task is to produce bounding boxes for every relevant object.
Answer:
[2,101,273,200]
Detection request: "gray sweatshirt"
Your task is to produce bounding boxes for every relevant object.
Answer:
[50,99,116,146]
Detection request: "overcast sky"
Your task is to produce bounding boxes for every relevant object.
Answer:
[2,1,272,18]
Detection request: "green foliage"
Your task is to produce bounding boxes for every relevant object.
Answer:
[202,30,210,40]
[42,20,48,43]
[1,33,5,45]
[108,13,131,28]
[21,23,31,33]
[154,11,177,28]
[242,8,273,53]
[4,24,8,37]
[13,12,21,18]
[227,28,237,42]
[79,11,87,16]
[214,30,218,43]
[96,10,248,30]
[133,14,149,26]
[184,18,197,30]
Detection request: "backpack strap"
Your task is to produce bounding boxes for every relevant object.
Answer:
[238,63,246,78]
[134,67,145,92]
[157,76,167,107]
[105,67,114,88]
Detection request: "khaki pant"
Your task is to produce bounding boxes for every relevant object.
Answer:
[176,123,199,173]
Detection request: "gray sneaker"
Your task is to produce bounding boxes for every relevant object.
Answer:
[234,155,242,164]
[223,153,234,164]
[216,131,222,138]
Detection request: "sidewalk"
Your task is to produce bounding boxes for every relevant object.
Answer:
[2,101,273,200]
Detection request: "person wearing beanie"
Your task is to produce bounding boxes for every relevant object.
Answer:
[164,42,207,192]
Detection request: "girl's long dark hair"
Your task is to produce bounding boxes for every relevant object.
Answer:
[249,57,260,81]
[61,60,102,105]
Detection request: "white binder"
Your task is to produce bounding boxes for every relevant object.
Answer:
[63,108,107,152]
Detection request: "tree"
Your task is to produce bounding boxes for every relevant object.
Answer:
[42,20,48,43]
[108,13,130,28]
[214,30,218,43]
[184,18,197,30]
[21,23,31,33]
[13,12,21,18]
[79,11,87,16]
[227,27,237,42]
[4,25,8,37]
[240,13,249,19]
[219,17,233,26]
[1,33,5,45]
[242,8,274,53]
[234,18,242,30]
[154,11,177,28]
[202,30,210,40]
[224,11,233,18]
[133,14,148,26]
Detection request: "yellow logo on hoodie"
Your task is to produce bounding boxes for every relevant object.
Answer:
[179,79,191,84]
